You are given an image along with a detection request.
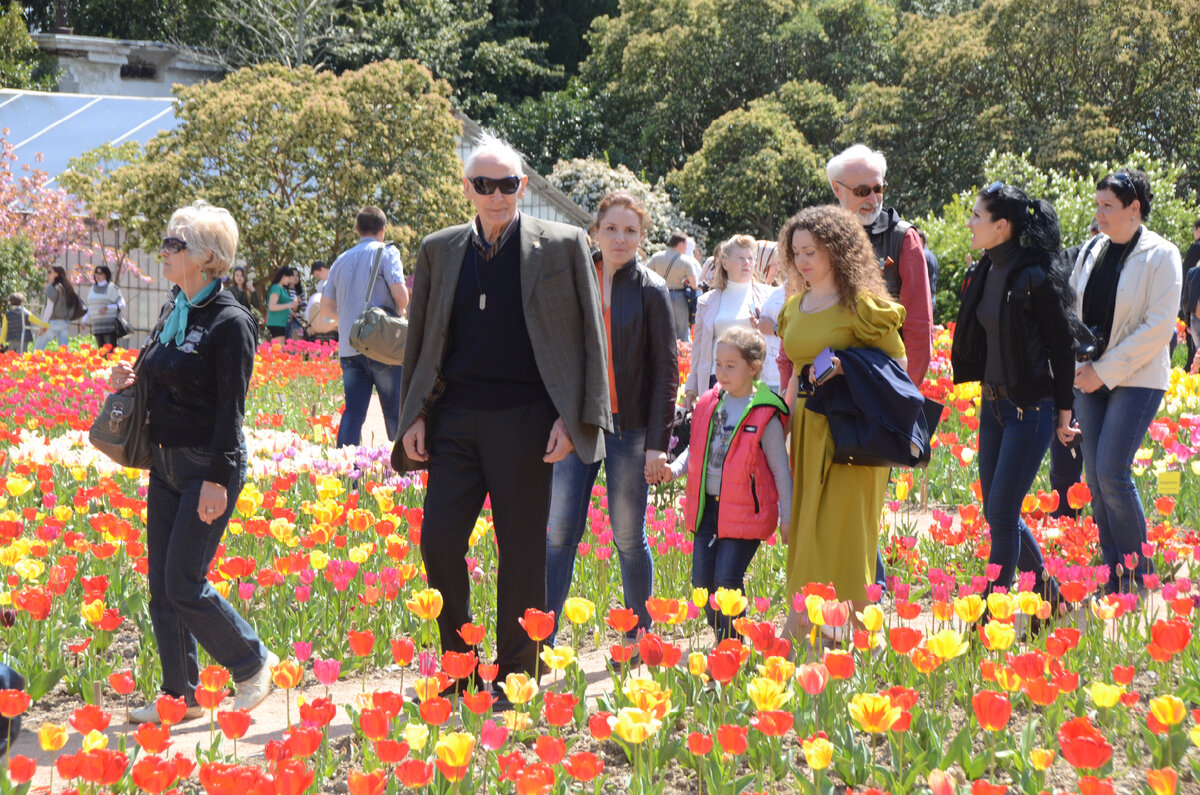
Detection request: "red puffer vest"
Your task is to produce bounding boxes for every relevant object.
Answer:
[683,383,788,540]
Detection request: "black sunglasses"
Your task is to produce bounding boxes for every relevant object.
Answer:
[982,180,1005,195]
[469,175,522,195]
[836,179,886,198]
[161,237,189,253]
[1107,172,1134,190]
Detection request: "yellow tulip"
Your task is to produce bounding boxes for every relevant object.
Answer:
[406,588,444,621]
[403,723,429,751]
[848,693,900,734]
[1015,591,1043,616]
[270,659,303,689]
[1088,682,1124,709]
[691,587,708,608]
[213,580,232,600]
[468,517,491,547]
[435,731,475,767]
[994,667,1022,692]
[80,599,105,627]
[498,673,538,705]
[986,592,1017,622]
[802,736,834,770]
[926,629,969,661]
[13,558,43,582]
[953,594,986,624]
[413,676,443,703]
[805,594,826,626]
[540,645,576,671]
[37,722,68,752]
[746,676,791,712]
[1149,695,1186,727]
[308,550,329,573]
[610,707,661,744]
[758,656,795,685]
[315,476,343,501]
[713,587,748,617]
[857,605,884,633]
[5,477,33,497]
[1190,725,1200,747]
[894,477,911,502]
[625,677,672,719]
[562,596,596,625]
[688,652,708,678]
[501,710,532,730]
[81,729,108,752]
[1091,599,1118,621]
[1029,747,1056,771]
[981,622,1015,651]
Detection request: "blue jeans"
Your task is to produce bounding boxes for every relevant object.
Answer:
[1075,385,1162,593]
[147,445,266,702]
[978,396,1054,595]
[338,354,402,447]
[546,422,654,644]
[691,499,760,641]
[34,319,69,350]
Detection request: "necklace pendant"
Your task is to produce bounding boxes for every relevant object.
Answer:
[479,293,486,311]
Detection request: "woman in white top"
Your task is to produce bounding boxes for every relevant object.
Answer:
[81,264,126,350]
[684,234,774,408]
[1069,168,1181,595]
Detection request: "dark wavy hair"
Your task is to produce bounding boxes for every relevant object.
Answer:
[49,266,82,313]
[978,183,1085,340]
[777,205,888,310]
[1096,168,1153,220]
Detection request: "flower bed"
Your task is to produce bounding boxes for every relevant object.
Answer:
[0,335,1197,794]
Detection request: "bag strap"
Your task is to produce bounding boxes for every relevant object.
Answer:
[365,246,386,308]
[130,300,171,376]
[663,251,681,283]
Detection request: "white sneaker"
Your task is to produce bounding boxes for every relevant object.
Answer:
[233,651,279,712]
[127,703,204,724]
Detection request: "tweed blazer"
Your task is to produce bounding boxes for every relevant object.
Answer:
[392,214,612,472]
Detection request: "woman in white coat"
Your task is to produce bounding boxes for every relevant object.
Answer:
[1069,168,1182,595]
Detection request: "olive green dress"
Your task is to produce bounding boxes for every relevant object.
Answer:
[777,292,906,603]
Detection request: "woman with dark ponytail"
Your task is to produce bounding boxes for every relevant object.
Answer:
[951,182,1080,624]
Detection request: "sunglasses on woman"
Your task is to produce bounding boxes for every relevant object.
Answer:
[161,237,189,253]
[469,175,522,195]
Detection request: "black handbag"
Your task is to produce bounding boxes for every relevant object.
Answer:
[113,313,132,339]
[88,319,162,469]
[827,397,944,469]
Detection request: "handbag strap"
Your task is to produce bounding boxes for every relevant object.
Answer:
[365,246,385,308]
[130,300,171,376]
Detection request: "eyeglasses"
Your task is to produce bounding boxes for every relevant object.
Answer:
[836,180,886,198]
[469,175,522,195]
[1108,172,1133,190]
[161,237,188,254]
[982,180,1005,195]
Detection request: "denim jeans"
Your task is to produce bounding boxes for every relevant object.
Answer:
[34,319,69,350]
[1075,385,1162,593]
[147,444,266,703]
[978,396,1055,595]
[691,499,760,641]
[546,421,654,644]
[338,354,402,447]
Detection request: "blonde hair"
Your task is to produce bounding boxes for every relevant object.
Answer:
[716,326,766,377]
[712,233,757,290]
[167,201,239,280]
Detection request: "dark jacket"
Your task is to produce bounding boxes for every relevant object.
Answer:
[951,249,1075,410]
[609,260,679,452]
[805,346,926,468]
[140,286,258,485]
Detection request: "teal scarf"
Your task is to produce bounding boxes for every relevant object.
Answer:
[161,279,219,346]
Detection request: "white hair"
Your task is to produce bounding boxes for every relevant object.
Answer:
[464,133,525,178]
[167,201,239,278]
[826,144,888,184]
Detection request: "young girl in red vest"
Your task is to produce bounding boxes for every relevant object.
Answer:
[659,326,792,640]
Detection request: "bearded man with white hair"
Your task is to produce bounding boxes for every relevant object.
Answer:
[393,136,611,701]
[827,144,932,385]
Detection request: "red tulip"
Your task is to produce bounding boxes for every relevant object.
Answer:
[638,633,665,667]
[1057,716,1113,771]
[457,622,486,646]
[390,637,415,666]
[68,703,110,733]
[753,710,794,737]
[217,709,252,739]
[796,662,830,695]
[375,738,409,764]
[518,608,555,642]
[542,691,577,727]
[1077,776,1115,795]
[588,711,613,740]
[283,726,323,758]
[299,697,337,728]
[688,731,713,755]
[108,670,136,695]
[441,650,477,681]
[1067,482,1091,510]
[7,755,35,784]
[888,627,924,655]
[154,694,189,726]
[971,780,1007,795]
[418,696,452,726]
[534,734,566,765]
[605,607,638,634]
[462,690,495,715]
[972,690,1011,732]
[358,707,391,741]
[0,689,30,719]
[1021,677,1059,706]
[562,751,604,781]
[348,769,387,795]
[513,762,555,795]
[348,629,375,657]
[396,759,434,789]
[131,754,178,794]
[823,650,855,680]
[707,650,740,684]
[272,759,315,795]
[716,724,748,756]
[477,663,500,683]
[195,686,227,710]
[133,722,172,754]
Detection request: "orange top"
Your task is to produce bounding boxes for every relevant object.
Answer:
[597,262,619,414]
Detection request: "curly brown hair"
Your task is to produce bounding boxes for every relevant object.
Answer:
[777,205,888,310]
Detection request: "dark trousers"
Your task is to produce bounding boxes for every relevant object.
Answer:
[94,331,118,349]
[421,400,556,679]
[1048,410,1083,519]
[691,499,760,641]
[147,445,265,702]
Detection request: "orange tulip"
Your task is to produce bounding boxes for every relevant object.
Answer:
[217,709,252,739]
[348,769,388,795]
[1067,482,1091,510]
[972,690,1011,732]
[271,659,303,689]
[518,608,555,642]
[605,607,638,634]
[198,665,231,692]
[348,629,375,657]
[1147,768,1178,795]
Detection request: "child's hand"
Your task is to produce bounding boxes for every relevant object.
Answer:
[644,450,669,484]
[777,523,789,544]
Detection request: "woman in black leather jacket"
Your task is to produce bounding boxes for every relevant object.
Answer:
[545,190,678,651]
[951,182,1080,622]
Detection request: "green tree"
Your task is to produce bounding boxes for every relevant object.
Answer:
[490,77,607,175]
[669,101,826,241]
[61,60,469,279]
[917,150,1200,324]
[23,0,215,44]
[1,0,54,89]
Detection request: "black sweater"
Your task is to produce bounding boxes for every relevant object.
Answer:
[139,287,258,484]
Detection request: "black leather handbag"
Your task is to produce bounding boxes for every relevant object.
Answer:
[88,320,161,469]
[113,313,132,339]
[827,397,944,469]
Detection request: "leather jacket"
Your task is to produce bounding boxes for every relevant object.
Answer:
[951,250,1076,410]
[609,260,679,451]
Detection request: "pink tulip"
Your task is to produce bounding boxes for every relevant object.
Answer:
[313,657,341,686]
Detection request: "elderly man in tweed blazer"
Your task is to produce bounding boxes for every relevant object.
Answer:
[393,137,611,694]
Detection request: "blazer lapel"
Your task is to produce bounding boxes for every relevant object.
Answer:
[436,225,473,322]
[520,215,545,309]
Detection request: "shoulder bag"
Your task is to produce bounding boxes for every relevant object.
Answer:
[88,315,163,469]
[349,246,407,366]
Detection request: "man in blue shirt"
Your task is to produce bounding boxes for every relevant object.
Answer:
[318,206,410,447]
